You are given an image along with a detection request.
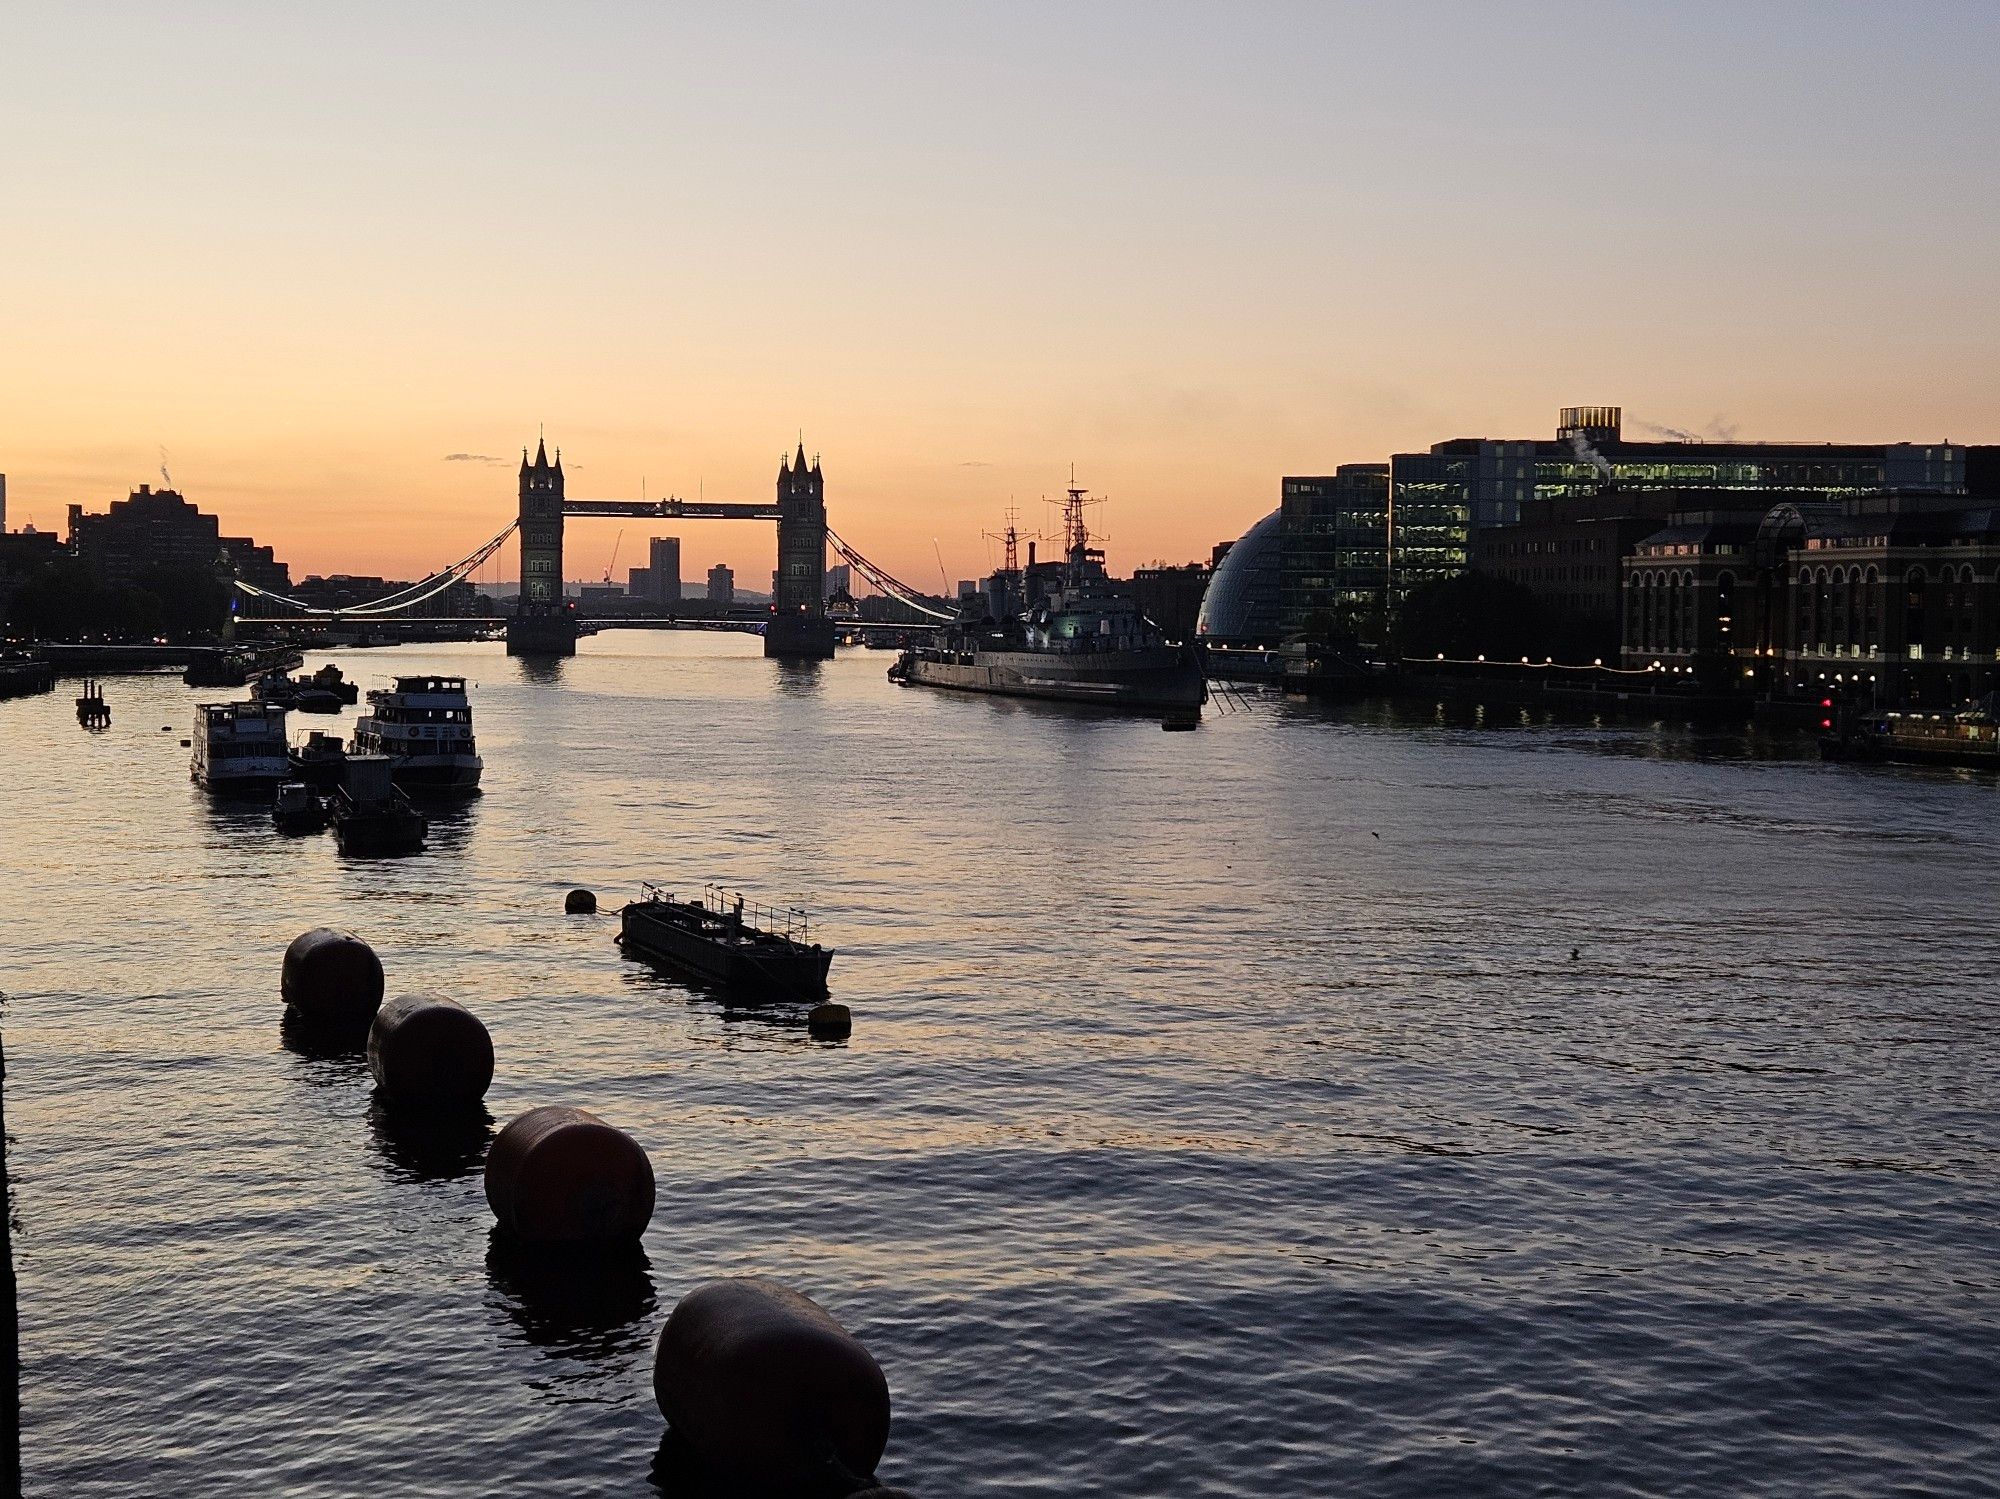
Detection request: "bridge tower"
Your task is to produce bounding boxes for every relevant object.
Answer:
[506,436,577,657]
[766,441,836,659]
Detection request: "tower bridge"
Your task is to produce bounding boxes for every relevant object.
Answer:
[511,437,834,659]
[231,434,954,653]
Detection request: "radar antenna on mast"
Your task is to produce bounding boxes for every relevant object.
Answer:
[984,505,1028,574]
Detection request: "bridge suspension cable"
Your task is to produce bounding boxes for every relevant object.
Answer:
[825,527,956,621]
[233,519,520,618]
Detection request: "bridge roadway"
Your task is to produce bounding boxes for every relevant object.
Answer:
[563,499,782,522]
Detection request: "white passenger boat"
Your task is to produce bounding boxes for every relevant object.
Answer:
[350,674,483,795]
[192,701,292,792]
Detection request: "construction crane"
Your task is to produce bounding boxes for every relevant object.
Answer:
[602,528,625,584]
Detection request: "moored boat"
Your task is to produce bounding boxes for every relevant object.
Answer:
[272,781,329,834]
[308,663,360,704]
[618,883,832,1000]
[1821,702,2000,770]
[289,729,349,788]
[192,701,291,792]
[329,754,428,856]
[351,674,483,795]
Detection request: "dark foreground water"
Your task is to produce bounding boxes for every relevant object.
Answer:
[2,633,1996,1498]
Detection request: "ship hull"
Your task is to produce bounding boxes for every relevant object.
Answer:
[896,647,1206,712]
[388,757,484,795]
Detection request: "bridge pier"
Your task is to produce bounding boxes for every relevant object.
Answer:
[505,613,577,657]
[763,612,836,659]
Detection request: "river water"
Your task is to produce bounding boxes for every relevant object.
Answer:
[1,632,1995,1498]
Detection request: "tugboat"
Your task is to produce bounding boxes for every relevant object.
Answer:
[618,883,833,1000]
[271,781,329,834]
[192,701,291,792]
[288,729,349,788]
[889,477,1206,715]
[75,678,111,727]
[351,675,483,795]
[329,754,428,856]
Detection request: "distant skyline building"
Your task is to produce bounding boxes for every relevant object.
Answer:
[0,472,8,532]
[707,563,734,605]
[67,483,291,593]
[646,536,682,605]
[825,562,851,598]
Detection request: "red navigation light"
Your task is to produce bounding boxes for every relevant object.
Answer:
[1820,697,1834,709]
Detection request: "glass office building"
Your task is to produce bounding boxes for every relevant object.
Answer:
[1387,405,1972,611]
[1279,464,1389,641]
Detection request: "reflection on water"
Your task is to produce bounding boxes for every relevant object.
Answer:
[512,656,568,687]
[485,1233,657,1362]
[771,658,825,699]
[366,1097,493,1182]
[279,1009,371,1073]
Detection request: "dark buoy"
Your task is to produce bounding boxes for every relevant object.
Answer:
[653,1277,891,1495]
[808,1002,852,1040]
[281,927,384,1040]
[368,995,494,1110]
[485,1106,654,1244]
[564,887,597,915]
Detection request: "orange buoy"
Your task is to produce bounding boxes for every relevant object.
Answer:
[280,927,383,1039]
[368,995,494,1110]
[653,1278,891,1494]
[485,1106,654,1244]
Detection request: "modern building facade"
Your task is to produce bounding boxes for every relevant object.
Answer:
[1473,491,1683,657]
[707,564,735,605]
[1391,405,1979,610]
[1280,464,1389,643]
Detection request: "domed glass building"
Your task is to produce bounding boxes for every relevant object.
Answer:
[1196,508,1283,643]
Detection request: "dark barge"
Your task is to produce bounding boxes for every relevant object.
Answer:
[618,884,832,1000]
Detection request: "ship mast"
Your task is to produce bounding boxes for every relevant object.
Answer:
[1059,465,1105,584]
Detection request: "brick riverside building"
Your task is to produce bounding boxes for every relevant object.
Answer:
[1621,491,2000,708]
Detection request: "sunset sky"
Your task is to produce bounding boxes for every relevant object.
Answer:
[5,2,1997,589]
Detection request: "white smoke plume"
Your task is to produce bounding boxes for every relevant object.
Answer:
[1566,430,1616,484]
